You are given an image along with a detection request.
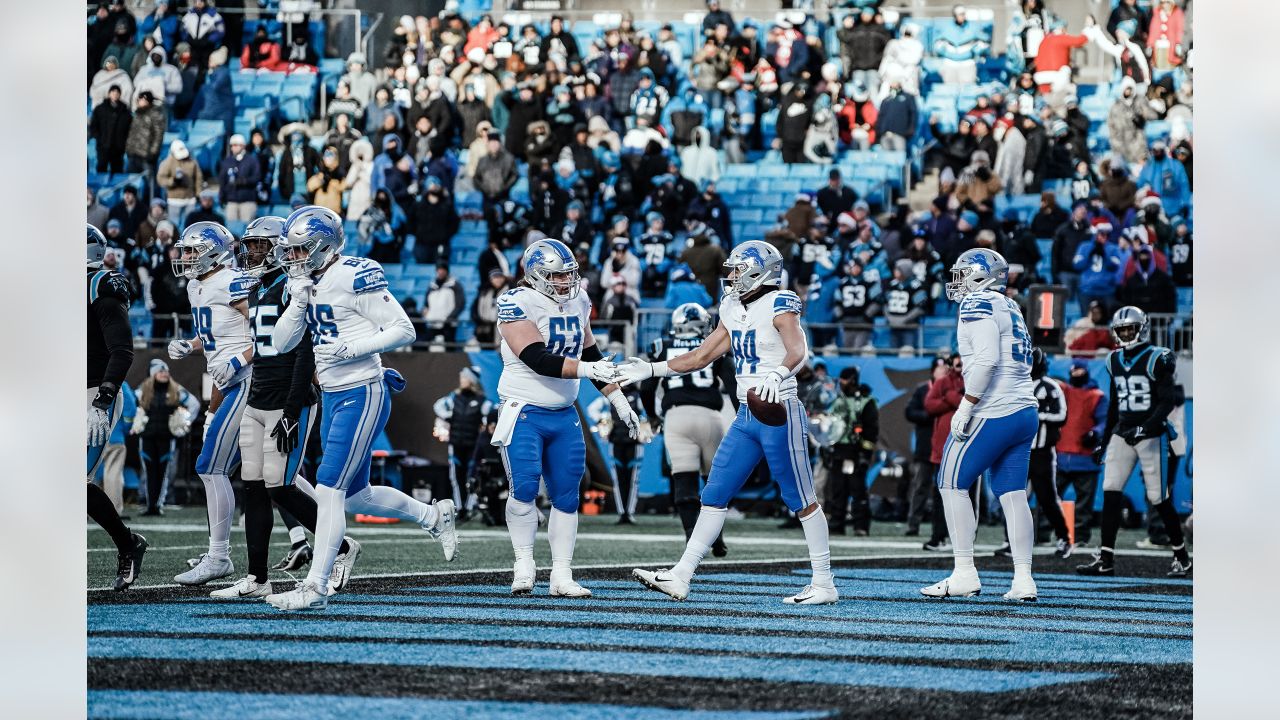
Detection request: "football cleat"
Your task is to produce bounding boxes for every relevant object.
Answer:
[921,571,982,598]
[993,542,1012,557]
[425,499,458,562]
[265,580,329,611]
[1003,575,1038,602]
[272,542,313,571]
[711,537,728,558]
[549,571,592,598]
[632,568,690,600]
[923,538,951,552]
[1076,556,1114,576]
[1055,538,1074,558]
[210,575,272,600]
[511,557,536,595]
[783,584,839,605]
[1168,559,1193,578]
[114,533,148,592]
[174,554,234,586]
[328,537,361,592]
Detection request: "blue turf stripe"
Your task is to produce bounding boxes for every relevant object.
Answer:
[87,690,830,720]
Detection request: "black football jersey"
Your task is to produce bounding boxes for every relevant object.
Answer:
[87,268,134,389]
[648,335,724,414]
[835,274,881,322]
[247,269,318,412]
[1106,342,1176,434]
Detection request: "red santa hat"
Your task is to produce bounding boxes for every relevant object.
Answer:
[837,212,857,229]
[1139,189,1162,208]
[1091,217,1113,234]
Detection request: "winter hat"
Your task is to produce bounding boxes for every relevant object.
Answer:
[853,199,870,212]
[646,211,664,225]
[460,366,482,385]
[1091,217,1113,234]
[467,47,485,64]
[424,175,443,190]
[566,199,585,213]
[795,192,812,203]
[959,210,980,228]
[837,212,857,229]
[228,133,246,147]
[107,219,122,231]
[149,359,169,376]
[156,220,175,235]
[894,258,914,276]
[170,139,189,160]
[1139,190,1162,208]
[939,166,957,186]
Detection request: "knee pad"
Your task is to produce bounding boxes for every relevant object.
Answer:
[505,497,536,521]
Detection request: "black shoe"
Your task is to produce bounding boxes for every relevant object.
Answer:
[616,514,636,525]
[1168,559,1192,577]
[853,528,869,537]
[778,516,802,529]
[1076,556,1114,576]
[114,533,148,592]
[827,523,846,535]
[904,528,920,537]
[923,538,950,552]
[141,508,163,517]
[272,542,313,571]
[993,542,1012,557]
[711,539,728,558]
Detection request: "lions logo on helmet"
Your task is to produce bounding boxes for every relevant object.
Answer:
[671,303,712,338]
[238,216,286,278]
[172,222,236,279]
[1110,305,1149,348]
[522,238,580,302]
[87,223,108,269]
[276,206,346,277]
[722,240,784,297]
[946,248,1009,301]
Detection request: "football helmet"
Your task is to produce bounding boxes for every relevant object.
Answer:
[276,206,345,278]
[522,238,580,302]
[1110,305,1149,348]
[238,216,286,278]
[946,248,1009,301]
[722,240,783,297]
[87,224,107,268]
[670,303,712,338]
[173,222,235,278]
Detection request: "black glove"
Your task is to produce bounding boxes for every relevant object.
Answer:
[1091,444,1106,465]
[1083,430,1099,448]
[272,414,301,455]
[92,381,120,411]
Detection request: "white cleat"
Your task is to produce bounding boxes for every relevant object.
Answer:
[174,554,235,586]
[329,537,361,593]
[265,580,329,611]
[632,568,690,600]
[425,499,458,562]
[549,572,592,598]
[511,558,536,595]
[921,571,982,598]
[209,575,272,600]
[1003,575,1039,602]
[783,584,839,605]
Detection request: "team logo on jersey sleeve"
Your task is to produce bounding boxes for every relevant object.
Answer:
[353,267,388,294]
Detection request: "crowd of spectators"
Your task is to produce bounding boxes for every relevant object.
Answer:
[87,0,1193,352]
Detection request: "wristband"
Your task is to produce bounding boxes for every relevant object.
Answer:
[92,381,119,411]
[651,361,671,377]
[771,364,793,380]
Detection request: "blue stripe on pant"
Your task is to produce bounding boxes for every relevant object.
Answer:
[701,399,816,513]
[281,404,314,487]
[937,406,1038,497]
[196,380,248,475]
[317,381,390,497]
[498,404,585,513]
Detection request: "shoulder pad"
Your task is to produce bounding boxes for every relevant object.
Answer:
[772,290,803,316]
[353,261,389,294]
[496,288,530,322]
[958,295,994,323]
[94,271,131,303]
[228,273,257,302]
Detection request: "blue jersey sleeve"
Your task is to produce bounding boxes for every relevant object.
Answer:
[772,290,803,316]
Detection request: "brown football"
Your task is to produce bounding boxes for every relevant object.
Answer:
[746,388,788,426]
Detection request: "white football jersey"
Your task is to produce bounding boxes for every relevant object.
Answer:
[497,286,593,410]
[718,288,805,403]
[187,266,254,385]
[956,290,1037,418]
[295,256,405,390]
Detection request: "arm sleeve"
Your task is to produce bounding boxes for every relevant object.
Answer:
[518,342,568,379]
[1141,352,1178,431]
[283,331,315,419]
[1040,380,1068,423]
[94,296,135,390]
[349,290,417,356]
[272,299,308,354]
[862,400,880,444]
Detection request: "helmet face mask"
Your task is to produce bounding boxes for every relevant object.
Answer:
[278,206,346,278]
[172,222,235,279]
[721,240,783,297]
[946,248,1008,301]
[671,302,711,337]
[239,216,286,278]
[1110,306,1149,348]
[523,239,580,302]
[87,224,108,268]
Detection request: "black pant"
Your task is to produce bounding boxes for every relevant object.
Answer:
[825,446,870,532]
[1029,448,1070,543]
[96,148,125,174]
[906,459,936,534]
[140,435,175,512]
[473,321,496,345]
[450,441,475,509]
[613,442,638,517]
[1056,467,1098,544]
[781,140,805,164]
[425,323,457,344]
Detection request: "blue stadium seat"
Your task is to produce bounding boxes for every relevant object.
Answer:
[381,263,405,279]
[403,264,436,279]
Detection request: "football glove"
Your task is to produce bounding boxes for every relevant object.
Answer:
[168,339,194,359]
[637,419,655,445]
[576,360,622,385]
[313,340,356,362]
[755,367,787,405]
[607,390,642,441]
[1091,444,1107,465]
[615,357,670,387]
[272,414,301,454]
[210,355,244,388]
[87,406,111,447]
[286,276,314,307]
[950,398,976,441]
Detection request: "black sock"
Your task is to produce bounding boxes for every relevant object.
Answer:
[1154,498,1190,563]
[88,483,133,552]
[278,505,303,531]
[671,472,701,540]
[270,485,348,554]
[1100,490,1124,565]
[243,483,273,583]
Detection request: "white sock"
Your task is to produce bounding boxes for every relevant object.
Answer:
[347,485,432,525]
[799,506,835,588]
[940,486,978,572]
[293,474,316,499]
[506,497,538,563]
[305,485,347,590]
[199,473,234,559]
[548,508,578,578]
[1000,490,1035,578]
[288,525,307,545]
[672,506,727,582]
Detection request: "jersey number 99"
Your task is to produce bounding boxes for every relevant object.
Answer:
[194,306,216,351]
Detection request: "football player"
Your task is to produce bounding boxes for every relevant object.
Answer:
[493,238,637,597]
[642,303,731,555]
[622,240,838,605]
[921,249,1041,602]
[265,206,458,611]
[87,225,148,591]
[1077,307,1191,577]
[168,222,255,586]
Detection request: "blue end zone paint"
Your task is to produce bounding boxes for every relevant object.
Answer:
[87,690,834,720]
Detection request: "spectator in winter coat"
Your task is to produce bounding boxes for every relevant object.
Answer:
[1065,300,1118,357]
[1108,0,1150,47]
[663,263,714,309]
[1055,359,1109,543]
[817,169,857,220]
[217,134,261,221]
[1030,191,1069,238]
[1107,77,1153,166]
[195,47,234,128]
[1098,156,1138,222]
[1118,244,1177,313]
[306,146,347,215]
[1135,141,1191,218]
[685,181,733,245]
[422,264,467,344]
[90,85,132,174]
[277,131,321,205]
[933,6,989,84]
[180,0,224,67]
[924,354,967,471]
[412,176,460,264]
[679,127,721,187]
[702,0,736,38]
[1147,0,1186,69]
[840,8,892,93]
[1072,218,1124,314]
[124,91,166,176]
[776,83,813,164]
[90,56,134,109]
[156,140,202,221]
[132,46,183,109]
[108,185,146,240]
[540,15,582,61]
[679,226,728,299]
[475,134,519,234]
[138,0,181,52]
[502,84,545,160]
[88,188,110,232]
[472,270,510,345]
[240,25,282,71]
[875,81,918,151]
[955,151,1003,215]
[340,52,379,109]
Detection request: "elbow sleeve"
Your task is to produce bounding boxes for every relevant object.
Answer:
[519,341,568,379]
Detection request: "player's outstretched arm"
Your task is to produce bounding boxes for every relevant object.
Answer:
[616,323,730,387]
[499,318,621,384]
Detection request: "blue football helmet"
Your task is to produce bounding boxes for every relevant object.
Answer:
[1110,305,1149,348]
[87,224,107,269]
[722,240,783,297]
[238,215,286,277]
[671,303,712,338]
[276,206,346,278]
[946,248,1009,301]
[522,238,580,302]
[173,222,235,278]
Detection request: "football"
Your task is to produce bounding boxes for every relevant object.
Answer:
[746,388,788,426]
